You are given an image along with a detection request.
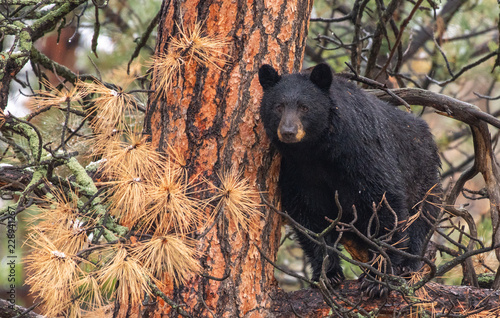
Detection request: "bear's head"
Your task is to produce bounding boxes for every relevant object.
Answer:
[258,63,333,146]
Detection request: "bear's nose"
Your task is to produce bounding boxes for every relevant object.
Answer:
[280,123,297,138]
[278,122,300,143]
[278,113,305,143]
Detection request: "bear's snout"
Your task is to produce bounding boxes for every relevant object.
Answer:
[278,115,305,143]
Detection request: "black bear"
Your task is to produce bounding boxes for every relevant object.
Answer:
[258,63,441,298]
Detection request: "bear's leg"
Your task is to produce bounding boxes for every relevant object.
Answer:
[358,210,411,298]
[397,218,427,275]
[398,203,439,275]
[359,233,421,298]
[358,251,399,298]
[295,230,344,285]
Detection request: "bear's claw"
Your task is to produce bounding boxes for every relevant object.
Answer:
[359,274,390,299]
[328,272,344,286]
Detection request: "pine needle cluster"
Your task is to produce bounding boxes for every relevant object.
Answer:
[151,51,184,99]
[132,235,201,286]
[25,185,100,316]
[94,132,204,236]
[103,167,149,227]
[213,167,263,234]
[170,21,229,68]
[77,79,136,133]
[100,129,163,179]
[25,231,85,317]
[97,245,152,307]
[73,274,105,315]
[141,161,204,235]
[84,127,121,159]
[29,186,91,255]
[28,79,86,112]
[152,20,229,98]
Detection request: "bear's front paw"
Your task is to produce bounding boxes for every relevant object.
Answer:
[328,272,344,286]
[395,264,423,278]
[359,274,389,299]
[312,270,344,287]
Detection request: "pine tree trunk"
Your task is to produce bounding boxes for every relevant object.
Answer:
[144,0,313,317]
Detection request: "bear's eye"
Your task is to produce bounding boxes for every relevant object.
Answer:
[298,104,309,113]
[275,104,284,113]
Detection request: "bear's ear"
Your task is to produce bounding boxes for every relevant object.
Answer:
[259,64,281,90]
[310,63,333,92]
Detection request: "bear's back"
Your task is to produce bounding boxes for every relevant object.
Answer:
[326,75,440,211]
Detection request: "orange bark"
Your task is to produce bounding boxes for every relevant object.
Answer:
[145,0,313,317]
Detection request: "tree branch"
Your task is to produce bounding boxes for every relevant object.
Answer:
[0,298,44,318]
[368,87,500,129]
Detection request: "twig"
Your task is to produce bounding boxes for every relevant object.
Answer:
[127,9,161,73]
[374,0,423,80]
[473,91,500,101]
[12,300,43,318]
[343,63,412,110]
[427,51,497,86]
[200,272,230,281]
[9,115,43,163]
[254,243,317,286]
[91,2,100,58]
[148,282,192,317]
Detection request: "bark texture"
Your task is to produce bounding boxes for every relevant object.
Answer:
[145,0,313,317]
[270,281,500,317]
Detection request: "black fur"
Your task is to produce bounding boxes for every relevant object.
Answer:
[259,63,441,296]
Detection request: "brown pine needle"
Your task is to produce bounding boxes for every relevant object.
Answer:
[131,235,201,286]
[151,20,229,99]
[408,266,438,317]
[170,21,230,69]
[105,64,140,90]
[29,185,78,226]
[212,166,263,234]
[100,129,163,180]
[25,231,84,317]
[472,251,498,273]
[166,143,187,168]
[453,303,500,318]
[140,161,204,235]
[82,128,121,158]
[81,304,114,318]
[77,79,136,133]
[150,51,184,99]
[74,274,106,313]
[404,184,443,232]
[402,211,421,232]
[27,79,86,112]
[97,245,152,307]
[409,266,431,299]
[29,185,91,254]
[53,224,90,255]
[101,165,148,227]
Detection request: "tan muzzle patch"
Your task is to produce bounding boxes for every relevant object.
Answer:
[277,121,305,143]
[295,128,305,141]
